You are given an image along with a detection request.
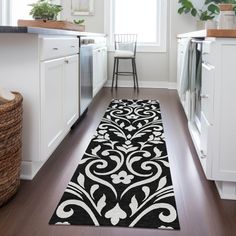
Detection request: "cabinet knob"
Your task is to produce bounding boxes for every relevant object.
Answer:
[201,94,209,99]
[64,60,69,64]
[53,47,59,50]
[200,150,207,159]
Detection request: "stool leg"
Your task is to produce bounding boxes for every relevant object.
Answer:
[132,58,136,89]
[111,58,116,89]
[115,58,119,88]
[133,58,139,90]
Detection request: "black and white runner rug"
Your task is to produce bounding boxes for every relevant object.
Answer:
[50,99,180,230]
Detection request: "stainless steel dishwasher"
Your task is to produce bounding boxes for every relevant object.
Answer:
[79,37,94,115]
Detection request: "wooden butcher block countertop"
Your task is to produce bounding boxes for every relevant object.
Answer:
[178,29,236,38]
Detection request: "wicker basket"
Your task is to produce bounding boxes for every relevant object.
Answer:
[0,92,23,207]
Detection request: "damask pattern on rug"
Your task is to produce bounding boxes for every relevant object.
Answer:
[50,99,180,230]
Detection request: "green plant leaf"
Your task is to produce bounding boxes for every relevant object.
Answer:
[183,0,193,9]
[184,8,191,14]
[73,19,85,25]
[191,8,197,16]
[208,4,220,14]
[178,7,185,14]
[200,10,215,21]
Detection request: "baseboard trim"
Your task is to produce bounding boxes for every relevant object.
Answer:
[21,161,44,180]
[105,80,177,90]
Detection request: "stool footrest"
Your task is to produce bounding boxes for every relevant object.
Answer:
[112,57,139,90]
[115,72,134,76]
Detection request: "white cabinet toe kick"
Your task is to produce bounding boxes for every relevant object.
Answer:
[21,161,45,180]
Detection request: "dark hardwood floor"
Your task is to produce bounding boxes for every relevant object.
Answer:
[0,88,236,236]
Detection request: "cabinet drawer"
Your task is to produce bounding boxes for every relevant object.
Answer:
[40,37,79,60]
[201,62,214,124]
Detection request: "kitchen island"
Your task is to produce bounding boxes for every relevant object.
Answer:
[177,29,236,200]
[0,26,106,180]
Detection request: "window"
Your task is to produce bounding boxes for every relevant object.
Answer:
[9,0,34,26]
[2,0,61,26]
[1,0,35,26]
[0,0,7,25]
[104,0,167,52]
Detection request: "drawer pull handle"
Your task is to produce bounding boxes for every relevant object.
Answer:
[64,60,69,64]
[71,45,75,48]
[202,62,214,70]
[53,47,59,50]
[201,94,209,99]
[200,150,207,159]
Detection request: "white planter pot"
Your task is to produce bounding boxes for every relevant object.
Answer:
[196,20,205,30]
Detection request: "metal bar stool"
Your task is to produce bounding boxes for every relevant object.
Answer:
[112,34,139,90]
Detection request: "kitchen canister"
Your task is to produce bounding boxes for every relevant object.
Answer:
[218,4,236,29]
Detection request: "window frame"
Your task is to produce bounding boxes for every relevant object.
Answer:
[0,0,9,25]
[104,0,167,53]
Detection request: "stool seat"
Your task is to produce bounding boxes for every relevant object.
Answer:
[114,50,134,58]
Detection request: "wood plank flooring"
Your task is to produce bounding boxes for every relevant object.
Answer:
[0,88,236,236]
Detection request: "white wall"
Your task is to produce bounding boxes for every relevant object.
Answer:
[61,0,197,86]
[169,0,197,83]
[61,0,104,33]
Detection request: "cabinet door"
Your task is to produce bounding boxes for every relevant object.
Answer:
[102,47,108,84]
[93,48,102,97]
[177,39,184,94]
[201,62,214,125]
[93,47,107,97]
[41,58,64,160]
[64,55,79,131]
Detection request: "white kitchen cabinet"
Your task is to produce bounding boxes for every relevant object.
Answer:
[177,36,236,200]
[41,58,64,160]
[93,46,107,97]
[0,34,79,179]
[40,54,79,160]
[201,39,236,199]
[40,39,79,164]
[63,55,79,131]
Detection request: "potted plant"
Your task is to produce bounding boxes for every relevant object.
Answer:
[73,19,85,25]
[178,0,220,20]
[29,0,63,21]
